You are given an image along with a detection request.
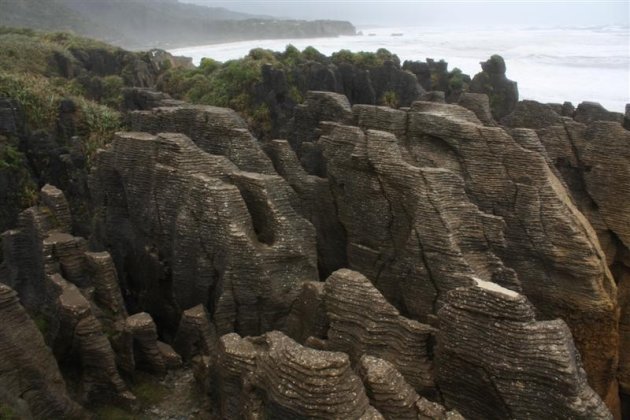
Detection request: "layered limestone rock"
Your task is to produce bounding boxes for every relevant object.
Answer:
[303,100,619,410]
[266,138,348,277]
[321,269,435,394]
[535,119,630,408]
[404,101,618,402]
[84,251,127,321]
[51,275,135,406]
[40,183,73,233]
[216,330,381,419]
[128,104,277,175]
[173,304,217,364]
[457,92,496,126]
[358,355,462,420]
[126,312,167,376]
[500,99,564,129]
[436,280,612,419]
[0,283,85,419]
[284,281,328,343]
[1,184,185,411]
[574,101,624,125]
[89,131,318,336]
[289,90,355,176]
[319,113,517,321]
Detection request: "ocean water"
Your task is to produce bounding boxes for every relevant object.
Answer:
[170,26,630,112]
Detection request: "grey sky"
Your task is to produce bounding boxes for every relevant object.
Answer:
[184,1,630,28]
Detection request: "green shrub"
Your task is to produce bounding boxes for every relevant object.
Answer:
[101,75,125,108]
[331,48,399,67]
[380,90,399,108]
[449,67,465,91]
[301,46,326,62]
[0,72,60,128]
[75,98,121,165]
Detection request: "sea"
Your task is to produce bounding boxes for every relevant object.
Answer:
[170,25,630,113]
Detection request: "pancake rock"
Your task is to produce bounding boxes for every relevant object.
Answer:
[173,304,217,364]
[358,355,462,420]
[216,330,382,419]
[297,98,618,409]
[0,283,85,419]
[128,104,277,175]
[126,312,167,376]
[89,131,318,336]
[436,280,611,419]
[283,280,329,343]
[289,90,355,176]
[535,119,630,408]
[266,138,348,278]
[403,101,617,402]
[319,110,516,321]
[322,269,435,394]
[51,275,134,406]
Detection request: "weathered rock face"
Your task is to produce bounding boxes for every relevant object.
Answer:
[470,55,518,119]
[266,138,348,278]
[283,99,618,411]
[288,90,355,177]
[173,304,217,364]
[51,274,134,406]
[0,283,85,419]
[321,269,435,394]
[534,118,630,412]
[457,92,496,126]
[216,330,381,419]
[283,280,328,343]
[501,99,564,129]
[128,104,277,175]
[1,185,140,407]
[319,109,517,321]
[89,131,318,336]
[436,280,611,419]
[574,101,624,125]
[358,355,462,420]
[126,312,167,376]
[406,101,617,402]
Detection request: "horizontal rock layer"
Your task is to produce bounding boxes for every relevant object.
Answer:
[437,280,611,419]
[89,131,318,336]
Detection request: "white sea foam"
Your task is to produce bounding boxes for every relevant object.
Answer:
[170,25,630,112]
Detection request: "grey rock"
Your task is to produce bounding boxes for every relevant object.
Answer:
[0,283,85,419]
[436,280,611,419]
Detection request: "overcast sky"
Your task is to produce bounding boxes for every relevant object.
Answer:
[185,1,630,28]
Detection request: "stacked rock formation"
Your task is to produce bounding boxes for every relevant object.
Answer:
[0,184,187,412]
[0,283,85,419]
[358,355,463,420]
[88,131,318,337]
[437,279,611,419]
[266,92,619,415]
[501,98,630,413]
[320,269,435,393]
[216,330,382,419]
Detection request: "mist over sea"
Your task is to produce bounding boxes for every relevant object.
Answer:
[170,25,630,112]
